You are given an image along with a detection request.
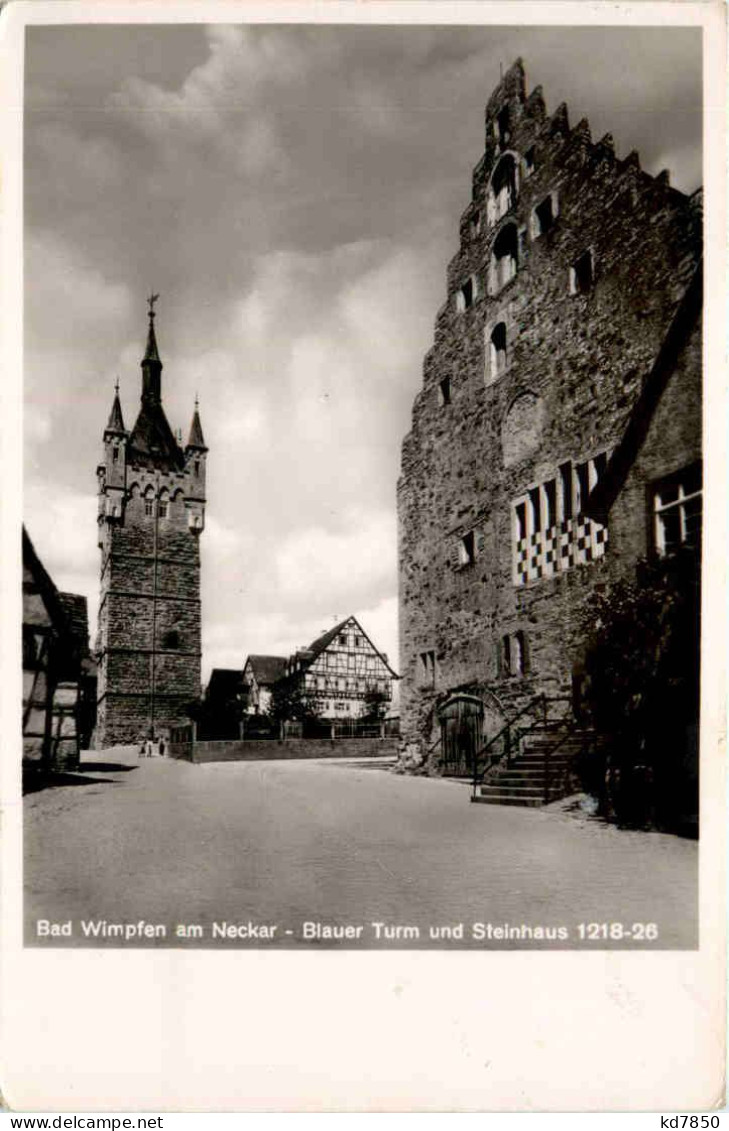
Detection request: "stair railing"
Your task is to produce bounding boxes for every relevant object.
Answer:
[470,694,548,801]
[542,718,595,804]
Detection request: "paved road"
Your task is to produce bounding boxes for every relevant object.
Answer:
[24,747,698,949]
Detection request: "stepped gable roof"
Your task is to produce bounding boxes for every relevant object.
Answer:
[127,402,185,470]
[244,655,287,685]
[586,263,702,524]
[105,385,126,434]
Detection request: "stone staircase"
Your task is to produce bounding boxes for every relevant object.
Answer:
[472,725,588,807]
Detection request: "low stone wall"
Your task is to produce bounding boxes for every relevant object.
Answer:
[175,737,398,764]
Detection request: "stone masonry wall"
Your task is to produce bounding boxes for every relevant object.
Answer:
[96,459,203,746]
[397,59,702,767]
[607,317,702,564]
[174,737,399,763]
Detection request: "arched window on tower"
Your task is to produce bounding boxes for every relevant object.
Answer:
[144,486,154,517]
[488,154,518,225]
[490,224,519,294]
[488,322,508,381]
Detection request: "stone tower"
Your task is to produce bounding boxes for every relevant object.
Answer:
[95,300,207,747]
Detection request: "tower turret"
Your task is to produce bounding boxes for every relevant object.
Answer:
[98,379,128,544]
[184,396,207,533]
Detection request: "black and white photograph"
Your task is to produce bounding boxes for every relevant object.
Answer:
[17,15,710,955]
[3,0,726,1113]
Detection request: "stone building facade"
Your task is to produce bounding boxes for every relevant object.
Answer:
[95,303,207,746]
[397,59,702,770]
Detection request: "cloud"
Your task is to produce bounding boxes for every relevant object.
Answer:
[24,488,100,637]
[275,509,396,606]
[23,25,702,696]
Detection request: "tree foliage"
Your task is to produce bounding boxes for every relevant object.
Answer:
[576,550,700,834]
[359,683,389,722]
[266,677,322,724]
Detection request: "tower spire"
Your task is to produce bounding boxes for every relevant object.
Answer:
[105,380,126,435]
[141,293,162,405]
[186,395,207,451]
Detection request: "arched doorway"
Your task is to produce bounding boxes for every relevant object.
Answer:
[438,695,483,777]
[438,692,507,777]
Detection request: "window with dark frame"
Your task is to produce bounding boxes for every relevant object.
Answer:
[571,250,594,294]
[438,377,452,407]
[653,464,702,556]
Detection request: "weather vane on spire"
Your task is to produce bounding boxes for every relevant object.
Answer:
[147,292,160,317]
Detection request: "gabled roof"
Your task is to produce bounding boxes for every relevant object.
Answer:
[301,616,399,678]
[244,655,287,685]
[586,263,702,523]
[22,526,66,633]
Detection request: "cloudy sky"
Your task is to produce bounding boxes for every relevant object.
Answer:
[23,21,702,684]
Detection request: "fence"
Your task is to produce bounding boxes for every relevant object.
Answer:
[168,722,195,760]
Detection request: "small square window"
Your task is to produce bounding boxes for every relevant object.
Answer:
[158,501,168,519]
[144,499,154,516]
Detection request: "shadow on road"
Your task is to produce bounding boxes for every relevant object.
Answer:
[23,764,137,796]
[78,762,137,774]
[328,759,396,770]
